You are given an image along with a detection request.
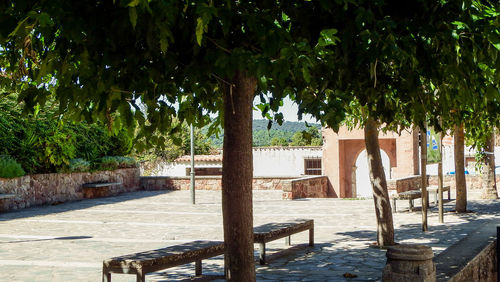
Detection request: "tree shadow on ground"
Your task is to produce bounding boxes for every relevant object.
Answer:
[0,190,180,221]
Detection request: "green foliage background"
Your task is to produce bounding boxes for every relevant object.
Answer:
[208,119,322,147]
[0,94,133,174]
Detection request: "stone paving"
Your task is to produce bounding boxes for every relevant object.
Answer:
[0,189,500,281]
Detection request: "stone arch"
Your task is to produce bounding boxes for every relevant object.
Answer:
[339,139,397,198]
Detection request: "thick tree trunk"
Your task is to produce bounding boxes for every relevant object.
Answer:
[481,132,498,199]
[420,127,428,232]
[222,71,256,281]
[364,118,395,247]
[454,124,467,212]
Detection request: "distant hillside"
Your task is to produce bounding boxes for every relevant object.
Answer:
[208,119,321,148]
[252,119,321,132]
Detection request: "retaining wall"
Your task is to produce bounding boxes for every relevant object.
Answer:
[282,175,329,200]
[0,168,140,211]
[140,176,298,191]
[447,240,497,282]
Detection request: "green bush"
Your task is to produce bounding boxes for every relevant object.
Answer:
[97,156,120,171]
[0,156,25,178]
[67,158,91,172]
[0,95,136,174]
[115,156,138,168]
[96,156,137,171]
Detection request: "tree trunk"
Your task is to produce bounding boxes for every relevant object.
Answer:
[364,118,395,247]
[222,71,256,281]
[481,132,498,199]
[420,127,428,232]
[454,124,467,212]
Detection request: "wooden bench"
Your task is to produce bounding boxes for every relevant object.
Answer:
[427,185,451,205]
[253,219,314,265]
[102,240,224,282]
[82,182,121,198]
[391,190,421,213]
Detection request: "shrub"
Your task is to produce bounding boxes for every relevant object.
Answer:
[0,156,25,178]
[67,158,91,172]
[97,156,120,171]
[115,156,138,168]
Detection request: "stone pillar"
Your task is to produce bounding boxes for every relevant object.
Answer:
[382,244,436,282]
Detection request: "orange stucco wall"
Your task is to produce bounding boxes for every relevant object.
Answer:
[322,126,419,198]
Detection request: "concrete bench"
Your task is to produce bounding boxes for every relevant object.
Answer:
[391,190,422,213]
[253,219,314,265]
[82,182,121,198]
[102,240,224,282]
[0,193,16,200]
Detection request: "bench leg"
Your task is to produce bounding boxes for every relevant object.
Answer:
[259,242,266,265]
[136,270,145,282]
[434,190,438,206]
[409,199,414,212]
[392,198,397,213]
[448,189,450,201]
[195,260,202,276]
[285,235,291,246]
[309,227,314,247]
[102,272,111,282]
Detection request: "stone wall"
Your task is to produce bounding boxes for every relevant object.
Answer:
[140,176,297,191]
[282,176,329,200]
[428,174,500,199]
[448,240,497,282]
[0,168,140,211]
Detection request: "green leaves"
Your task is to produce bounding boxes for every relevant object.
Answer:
[317,29,339,47]
[129,7,137,29]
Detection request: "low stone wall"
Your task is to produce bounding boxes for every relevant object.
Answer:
[0,168,140,211]
[429,174,500,198]
[282,176,329,200]
[447,240,497,282]
[140,176,297,191]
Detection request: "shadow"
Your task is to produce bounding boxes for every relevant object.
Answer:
[1,235,93,244]
[0,190,179,221]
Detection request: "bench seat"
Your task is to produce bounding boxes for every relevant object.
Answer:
[254,219,314,265]
[103,240,224,282]
[0,193,16,200]
[391,190,421,212]
[82,182,121,198]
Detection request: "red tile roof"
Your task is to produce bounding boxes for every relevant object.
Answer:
[175,155,223,163]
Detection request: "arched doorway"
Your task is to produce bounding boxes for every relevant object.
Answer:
[354,149,391,198]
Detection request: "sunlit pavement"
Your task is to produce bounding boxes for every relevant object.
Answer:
[0,189,499,281]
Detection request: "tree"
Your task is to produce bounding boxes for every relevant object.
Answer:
[271,136,288,146]
[0,1,345,279]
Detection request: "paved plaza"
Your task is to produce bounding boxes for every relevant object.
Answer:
[1,189,499,281]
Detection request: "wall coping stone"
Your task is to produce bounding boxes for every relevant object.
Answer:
[434,220,497,281]
[140,176,300,180]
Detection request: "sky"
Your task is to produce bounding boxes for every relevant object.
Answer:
[252,96,318,123]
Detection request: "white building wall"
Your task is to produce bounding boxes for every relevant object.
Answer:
[144,161,222,176]
[252,147,322,177]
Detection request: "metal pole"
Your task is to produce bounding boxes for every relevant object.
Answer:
[421,126,428,232]
[190,124,195,205]
[438,131,444,223]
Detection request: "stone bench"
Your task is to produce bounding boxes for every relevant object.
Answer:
[0,193,16,200]
[82,182,121,198]
[253,219,314,265]
[0,193,16,212]
[102,240,224,282]
[391,190,422,213]
[426,185,451,205]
